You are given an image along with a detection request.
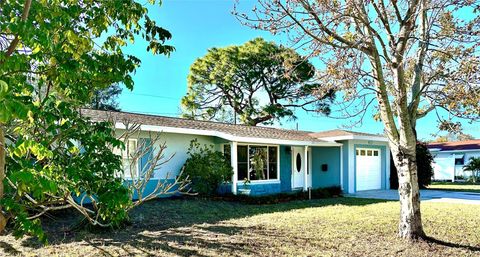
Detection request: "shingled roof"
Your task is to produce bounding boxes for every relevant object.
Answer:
[80,109,329,143]
[309,129,385,139]
[427,140,480,151]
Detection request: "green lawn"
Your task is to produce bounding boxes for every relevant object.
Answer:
[428,182,480,193]
[0,197,479,256]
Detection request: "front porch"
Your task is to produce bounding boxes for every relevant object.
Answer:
[225,141,343,196]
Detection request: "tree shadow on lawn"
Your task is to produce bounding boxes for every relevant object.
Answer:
[76,222,302,257]
[0,241,22,256]
[424,236,480,252]
[81,224,266,257]
[12,198,383,248]
[5,196,479,255]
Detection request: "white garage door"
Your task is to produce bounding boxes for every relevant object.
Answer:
[356,148,382,191]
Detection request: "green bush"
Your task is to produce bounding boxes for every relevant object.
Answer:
[390,142,434,189]
[182,139,233,195]
[212,186,342,205]
[463,157,480,183]
[1,103,131,242]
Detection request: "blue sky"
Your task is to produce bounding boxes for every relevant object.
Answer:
[118,0,479,141]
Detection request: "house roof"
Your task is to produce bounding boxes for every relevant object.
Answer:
[80,109,337,145]
[427,140,480,151]
[309,129,384,138]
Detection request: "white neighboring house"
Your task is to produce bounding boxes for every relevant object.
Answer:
[428,140,480,181]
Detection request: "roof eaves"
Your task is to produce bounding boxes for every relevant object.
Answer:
[313,134,389,142]
[115,122,342,146]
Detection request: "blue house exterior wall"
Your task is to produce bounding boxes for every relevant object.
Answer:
[280,145,292,192]
[73,179,179,203]
[237,182,282,195]
[218,182,282,196]
[127,179,178,200]
[107,135,389,199]
[311,146,341,188]
[131,145,343,197]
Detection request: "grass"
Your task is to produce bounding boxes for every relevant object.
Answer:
[428,181,480,193]
[0,197,479,256]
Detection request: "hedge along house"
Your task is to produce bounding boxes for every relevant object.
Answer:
[82,109,390,196]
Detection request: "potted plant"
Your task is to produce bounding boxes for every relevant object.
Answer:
[238,178,252,195]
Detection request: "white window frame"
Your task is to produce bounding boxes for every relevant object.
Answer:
[454,153,465,166]
[115,138,139,178]
[236,143,280,183]
[356,148,380,157]
[222,143,231,157]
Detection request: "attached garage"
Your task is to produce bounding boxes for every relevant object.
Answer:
[355,148,382,191]
[307,129,390,194]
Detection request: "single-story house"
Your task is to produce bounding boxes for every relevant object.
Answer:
[428,140,480,181]
[81,109,390,195]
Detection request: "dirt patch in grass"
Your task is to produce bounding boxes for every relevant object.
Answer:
[0,197,479,256]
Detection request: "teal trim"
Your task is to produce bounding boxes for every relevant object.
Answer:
[311,146,341,188]
[217,182,281,196]
[237,182,281,195]
[353,144,387,192]
[279,145,292,192]
[73,178,178,203]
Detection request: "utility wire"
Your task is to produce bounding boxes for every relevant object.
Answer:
[122,109,180,116]
[123,92,180,101]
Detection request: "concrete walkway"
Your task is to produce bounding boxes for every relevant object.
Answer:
[347,189,480,205]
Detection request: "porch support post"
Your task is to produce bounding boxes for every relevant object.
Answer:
[340,145,343,190]
[304,146,309,191]
[230,141,238,195]
[385,144,391,189]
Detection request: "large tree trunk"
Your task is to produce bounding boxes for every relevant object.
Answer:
[0,126,7,233]
[390,138,425,240]
[370,53,426,239]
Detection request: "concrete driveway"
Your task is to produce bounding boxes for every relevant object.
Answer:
[347,189,480,205]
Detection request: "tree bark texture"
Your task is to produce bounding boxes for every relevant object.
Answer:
[0,126,7,233]
[390,136,425,239]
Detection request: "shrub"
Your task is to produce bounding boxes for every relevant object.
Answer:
[213,186,342,205]
[463,157,480,183]
[182,139,233,195]
[390,142,434,189]
[1,104,131,242]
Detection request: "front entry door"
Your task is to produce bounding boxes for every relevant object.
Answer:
[292,147,305,189]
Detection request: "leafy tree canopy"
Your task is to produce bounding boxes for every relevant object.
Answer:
[463,157,480,183]
[181,38,335,126]
[88,84,123,111]
[432,133,476,142]
[0,0,173,240]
